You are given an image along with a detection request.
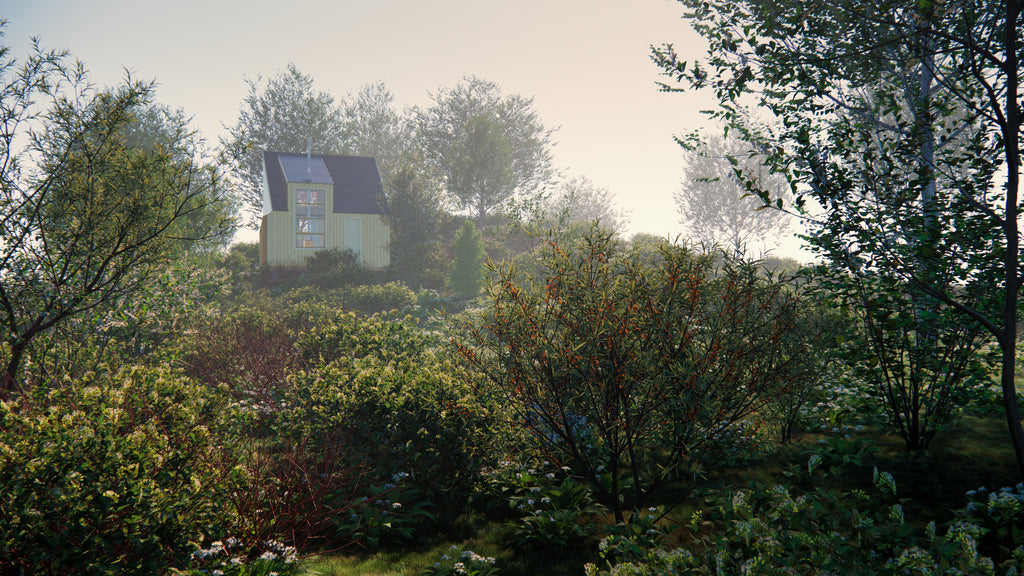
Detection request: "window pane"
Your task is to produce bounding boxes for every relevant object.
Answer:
[296,234,325,248]
[297,188,323,206]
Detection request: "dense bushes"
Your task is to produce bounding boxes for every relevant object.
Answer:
[3,228,1013,574]
[455,227,832,520]
[0,365,236,575]
[587,467,1024,576]
[179,298,498,549]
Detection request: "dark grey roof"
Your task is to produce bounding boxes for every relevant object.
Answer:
[263,150,385,214]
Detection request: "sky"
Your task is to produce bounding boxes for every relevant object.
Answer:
[2,0,810,259]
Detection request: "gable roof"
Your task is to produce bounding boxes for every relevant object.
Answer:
[262,151,385,214]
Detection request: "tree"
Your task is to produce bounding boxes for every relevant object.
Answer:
[416,76,557,224]
[454,226,821,521]
[545,175,628,233]
[339,81,415,182]
[449,220,485,297]
[675,135,791,252]
[655,1,1024,472]
[221,63,346,222]
[0,38,231,397]
[333,81,449,284]
[384,163,447,289]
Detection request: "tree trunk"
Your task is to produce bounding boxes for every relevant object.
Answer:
[1000,0,1024,481]
[1,340,27,401]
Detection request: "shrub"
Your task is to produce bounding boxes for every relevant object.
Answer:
[455,226,826,521]
[489,461,607,548]
[170,538,302,576]
[587,463,1022,576]
[450,220,486,297]
[340,281,416,313]
[959,484,1024,567]
[280,352,494,530]
[181,304,300,418]
[0,365,235,575]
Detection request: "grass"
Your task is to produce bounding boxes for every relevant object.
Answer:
[302,406,1021,576]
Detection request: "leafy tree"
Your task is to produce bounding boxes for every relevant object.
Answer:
[416,76,557,223]
[0,39,231,398]
[455,226,822,521]
[545,175,628,234]
[221,63,346,221]
[655,1,1024,471]
[335,83,449,285]
[384,163,447,288]
[339,81,415,181]
[675,134,791,252]
[449,220,486,297]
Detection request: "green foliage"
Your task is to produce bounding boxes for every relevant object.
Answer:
[597,507,677,567]
[330,474,434,549]
[959,484,1024,566]
[416,75,557,222]
[456,226,827,520]
[385,164,448,289]
[657,0,1024,474]
[497,463,606,548]
[340,281,417,314]
[811,266,995,450]
[279,346,494,529]
[0,38,233,395]
[450,220,486,297]
[0,365,235,575]
[589,465,1020,576]
[306,247,359,272]
[422,546,500,576]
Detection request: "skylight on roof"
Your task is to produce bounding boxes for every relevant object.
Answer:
[279,155,333,184]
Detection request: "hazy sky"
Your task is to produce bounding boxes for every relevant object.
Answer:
[3,0,806,257]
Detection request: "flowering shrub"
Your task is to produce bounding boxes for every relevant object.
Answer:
[0,365,235,575]
[959,484,1024,566]
[170,538,301,576]
[422,546,500,576]
[271,312,498,543]
[587,461,1021,576]
[339,281,417,313]
[479,461,606,547]
[597,507,677,566]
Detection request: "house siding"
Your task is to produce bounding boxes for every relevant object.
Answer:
[262,181,390,269]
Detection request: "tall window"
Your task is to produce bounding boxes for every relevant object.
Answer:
[296,188,325,248]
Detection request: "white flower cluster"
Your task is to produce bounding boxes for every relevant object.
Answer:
[966,483,1024,516]
[460,549,496,565]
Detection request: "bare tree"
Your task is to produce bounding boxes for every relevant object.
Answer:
[675,135,791,252]
[545,175,628,233]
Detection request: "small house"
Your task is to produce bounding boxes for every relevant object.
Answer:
[259,150,390,269]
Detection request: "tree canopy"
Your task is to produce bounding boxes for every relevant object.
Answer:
[221,63,346,222]
[416,76,557,224]
[544,175,628,234]
[0,37,233,397]
[655,0,1023,473]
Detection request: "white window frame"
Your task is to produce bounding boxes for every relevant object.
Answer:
[295,187,325,249]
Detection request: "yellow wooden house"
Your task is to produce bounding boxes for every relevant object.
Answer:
[259,150,390,269]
